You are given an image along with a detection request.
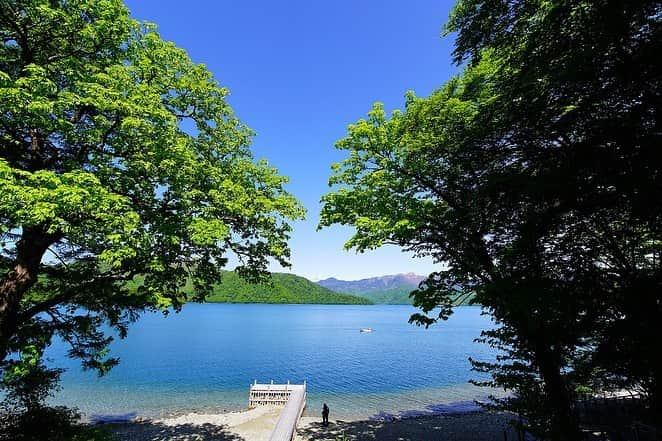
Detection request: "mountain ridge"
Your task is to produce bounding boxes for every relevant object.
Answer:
[317,273,426,294]
[316,273,475,305]
[317,273,427,304]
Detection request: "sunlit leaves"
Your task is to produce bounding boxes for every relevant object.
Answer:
[0,0,304,380]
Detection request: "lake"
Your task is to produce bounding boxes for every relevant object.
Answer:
[46,304,497,420]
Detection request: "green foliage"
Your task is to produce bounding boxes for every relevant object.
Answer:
[0,0,303,408]
[0,405,115,441]
[1,353,62,413]
[0,356,113,441]
[205,272,373,305]
[320,61,499,317]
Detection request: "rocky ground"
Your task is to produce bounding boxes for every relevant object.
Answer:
[108,408,518,441]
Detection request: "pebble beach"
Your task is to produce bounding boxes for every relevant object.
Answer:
[109,407,516,441]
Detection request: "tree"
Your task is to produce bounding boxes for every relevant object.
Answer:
[0,0,304,380]
[320,62,591,439]
[320,0,661,437]
[446,0,662,423]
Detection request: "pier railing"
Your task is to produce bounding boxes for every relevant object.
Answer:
[248,380,306,408]
[248,381,307,441]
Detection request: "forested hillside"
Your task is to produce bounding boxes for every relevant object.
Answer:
[206,272,373,304]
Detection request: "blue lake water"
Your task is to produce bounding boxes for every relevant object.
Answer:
[46,304,497,419]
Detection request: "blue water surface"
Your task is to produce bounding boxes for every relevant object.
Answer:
[46,304,497,419]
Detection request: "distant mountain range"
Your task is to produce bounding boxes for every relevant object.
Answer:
[317,273,425,304]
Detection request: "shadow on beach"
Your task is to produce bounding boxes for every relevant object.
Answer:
[109,421,246,441]
[297,412,519,441]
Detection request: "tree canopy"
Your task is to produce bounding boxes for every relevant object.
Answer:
[321,0,661,438]
[0,0,304,382]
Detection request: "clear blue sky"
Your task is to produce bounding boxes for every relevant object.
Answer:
[125,0,459,281]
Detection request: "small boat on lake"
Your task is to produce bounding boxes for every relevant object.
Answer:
[360,328,373,333]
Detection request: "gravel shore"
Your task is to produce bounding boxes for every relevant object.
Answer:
[108,408,517,441]
[296,411,517,441]
[110,406,281,441]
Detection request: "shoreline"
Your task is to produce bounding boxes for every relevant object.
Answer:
[107,405,516,441]
[296,411,516,441]
[87,393,493,424]
[109,406,282,441]
[67,382,499,423]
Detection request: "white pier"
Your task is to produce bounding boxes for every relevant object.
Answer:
[248,381,307,441]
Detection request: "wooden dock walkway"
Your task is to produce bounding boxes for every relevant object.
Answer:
[248,381,307,441]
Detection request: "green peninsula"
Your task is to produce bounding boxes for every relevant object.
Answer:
[354,288,475,305]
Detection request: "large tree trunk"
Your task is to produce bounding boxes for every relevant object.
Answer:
[0,226,55,362]
[645,308,662,425]
[535,344,583,441]
[651,370,662,425]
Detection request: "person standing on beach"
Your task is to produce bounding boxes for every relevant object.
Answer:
[322,403,329,426]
